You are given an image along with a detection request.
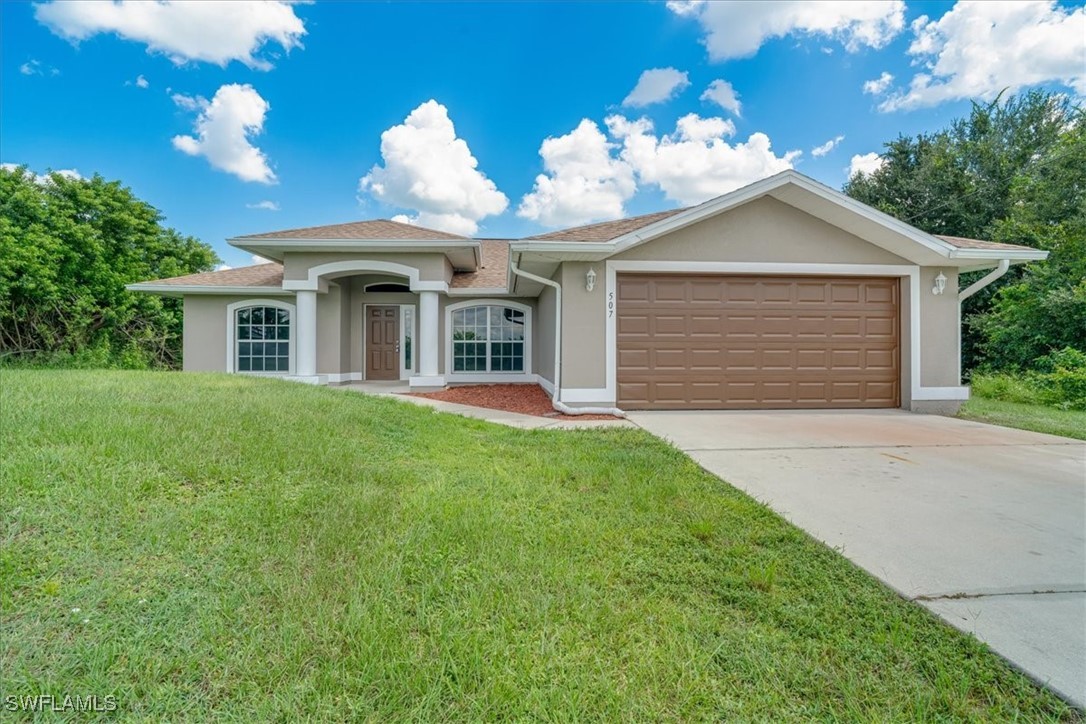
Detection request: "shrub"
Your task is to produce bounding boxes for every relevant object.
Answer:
[971,348,1086,411]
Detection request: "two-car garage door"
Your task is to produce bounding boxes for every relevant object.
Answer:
[616,274,900,409]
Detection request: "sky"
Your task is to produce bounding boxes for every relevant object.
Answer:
[3,1,1084,268]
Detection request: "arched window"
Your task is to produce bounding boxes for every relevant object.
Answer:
[364,282,411,293]
[227,300,294,374]
[451,304,526,372]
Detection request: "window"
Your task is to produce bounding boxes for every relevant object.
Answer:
[365,282,411,293]
[452,305,525,372]
[403,307,414,372]
[236,306,290,372]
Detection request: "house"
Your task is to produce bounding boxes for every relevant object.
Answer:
[129,171,1047,413]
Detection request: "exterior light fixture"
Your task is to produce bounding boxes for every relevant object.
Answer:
[932,271,947,296]
[586,267,597,292]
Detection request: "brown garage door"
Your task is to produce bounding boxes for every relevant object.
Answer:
[617,274,900,409]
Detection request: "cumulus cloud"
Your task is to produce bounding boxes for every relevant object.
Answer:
[34,0,306,70]
[879,1,1085,111]
[246,200,279,211]
[134,74,148,88]
[670,0,905,60]
[214,263,234,271]
[849,152,885,178]
[608,113,799,206]
[811,135,844,157]
[359,100,508,236]
[700,79,742,116]
[172,84,276,184]
[517,119,638,227]
[622,67,690,107]
[863,71,894,95]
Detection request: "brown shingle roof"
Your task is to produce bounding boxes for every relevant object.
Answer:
[525,208,688,242]
[139,263,284,287]
[235,219,469,241]
[451,240,510,289]
[934,235,1036,252]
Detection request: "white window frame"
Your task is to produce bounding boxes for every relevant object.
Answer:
[445,299,533,382]
[226,298,296,375]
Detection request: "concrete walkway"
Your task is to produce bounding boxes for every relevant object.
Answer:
[337,381,633,430]
[627,409,1086,708]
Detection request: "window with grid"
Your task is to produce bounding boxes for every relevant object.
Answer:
[452,305,524,372]
[236,306,290,372]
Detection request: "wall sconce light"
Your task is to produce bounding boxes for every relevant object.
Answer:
[586,267,597,292]
[932,271,947,296]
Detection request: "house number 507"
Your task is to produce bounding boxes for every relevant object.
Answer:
[608,292,614,318]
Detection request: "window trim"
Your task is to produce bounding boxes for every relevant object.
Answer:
[226,299,296,375]
[445,299,532,378]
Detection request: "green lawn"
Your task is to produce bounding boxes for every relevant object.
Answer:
[959,396,1086,441]
[1,371,1076,720]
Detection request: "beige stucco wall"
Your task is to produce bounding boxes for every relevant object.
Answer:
[560,262,607,389]
[613,196,912,265]
[281,251,451,283]
[535,281,557,386]
[919,268,960,387]
[182,294,296,373]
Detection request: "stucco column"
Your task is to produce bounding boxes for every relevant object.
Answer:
[295,289,317,380]
[417,290,440,381]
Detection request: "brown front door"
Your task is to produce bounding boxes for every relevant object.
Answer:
[617,274,900,410]
[366,306,400,380]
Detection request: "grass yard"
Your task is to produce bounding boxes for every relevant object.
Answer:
[1,371,1077,720]
[959,396,1086,441]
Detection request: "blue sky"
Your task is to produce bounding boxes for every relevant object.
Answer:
[3,1,1083,267]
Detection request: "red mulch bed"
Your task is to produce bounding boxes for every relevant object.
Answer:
[407,384,621,421]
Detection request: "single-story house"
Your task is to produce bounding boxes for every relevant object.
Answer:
[130,170,1047,413]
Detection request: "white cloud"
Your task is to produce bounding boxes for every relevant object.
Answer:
[135,74,148,89]
[19,59,59,76]
[863,71,894,95]
[215,263,234,271]
[608,113,799,206]
[879,1,1086,111]
[359,100,507,237]
[670,0,905,60]
[700,79,742,116]
[517,119,637,227]
[811,134,844,157]
[34,0,306,70]
[622,67,690,107]
[251,255,273,265]
[246,200,279,211]
[849,152,885,178]
[172,83,276,184]
[170,92,205,112]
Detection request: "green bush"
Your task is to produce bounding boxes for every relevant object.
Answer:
[971,348,1086,411]
[970,374,1043,405]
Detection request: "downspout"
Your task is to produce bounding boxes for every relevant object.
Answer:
[510,260,625,418]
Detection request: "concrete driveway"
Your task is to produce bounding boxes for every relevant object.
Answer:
[626,409,1086,708]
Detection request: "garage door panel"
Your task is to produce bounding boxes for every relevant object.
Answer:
[617,274,900,410]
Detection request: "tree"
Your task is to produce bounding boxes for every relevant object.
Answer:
[0,167,219,367]
[843,90,1084,371]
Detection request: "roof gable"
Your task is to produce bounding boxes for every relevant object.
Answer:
[600,171,1046,266]
[234,218,468,241]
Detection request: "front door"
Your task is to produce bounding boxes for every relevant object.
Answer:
[366,306,400,380]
